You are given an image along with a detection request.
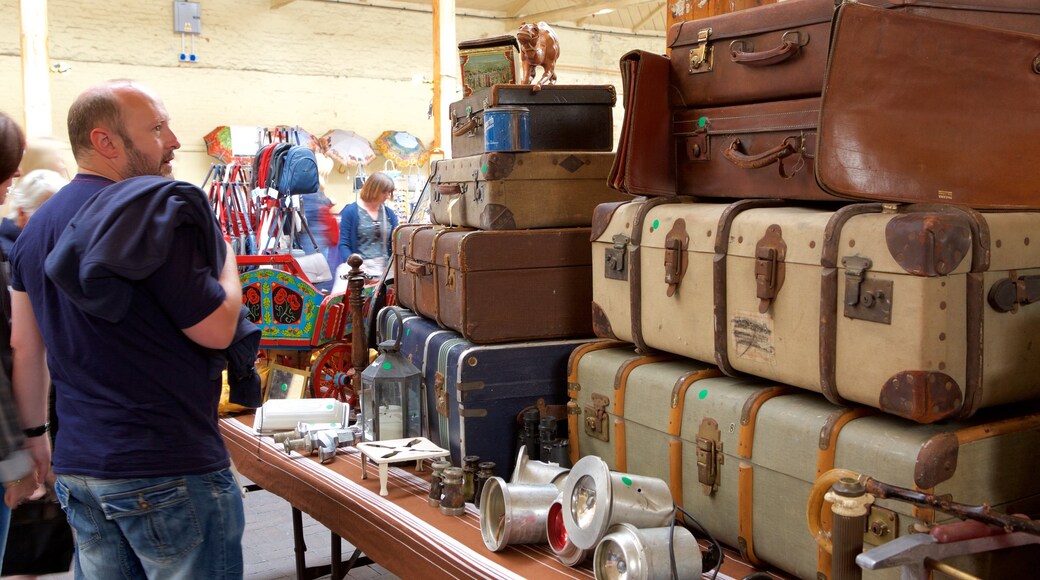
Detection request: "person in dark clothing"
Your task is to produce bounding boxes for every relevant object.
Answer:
[8,81,246,579]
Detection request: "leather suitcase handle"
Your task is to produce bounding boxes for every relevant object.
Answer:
[730,31,808,67]
[988,275,1040,312]
[403,259,433,276]
[451,117,479,137]
[435,184,465,196]
[723,137,797,169]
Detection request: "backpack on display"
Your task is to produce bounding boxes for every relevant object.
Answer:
[277,146,320,195]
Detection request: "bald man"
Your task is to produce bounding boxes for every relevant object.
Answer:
[8,80,244,579]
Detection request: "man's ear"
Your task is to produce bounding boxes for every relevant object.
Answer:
[90,127,120,160]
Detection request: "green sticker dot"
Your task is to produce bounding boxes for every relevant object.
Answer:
[482,164,489,174]
[326,404,334,410]
[382,362,393,370]
[698,389,708,400]
[698,116,707,128]
[621,476,633,486]
[405,328,411,336]
[280,383,288,391]
[652,219,660,229]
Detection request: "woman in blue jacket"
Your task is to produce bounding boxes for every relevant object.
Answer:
[337,171,399,278]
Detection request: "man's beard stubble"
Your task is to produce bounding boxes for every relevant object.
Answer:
[119,131,173,179]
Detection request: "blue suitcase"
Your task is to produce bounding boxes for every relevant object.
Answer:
[377,307,587,474]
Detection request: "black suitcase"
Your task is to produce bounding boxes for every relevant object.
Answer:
[449,84,615,158]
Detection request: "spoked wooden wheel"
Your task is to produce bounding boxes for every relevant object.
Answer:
[309,342,356,405]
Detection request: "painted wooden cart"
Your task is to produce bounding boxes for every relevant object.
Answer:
[238,254,373,403]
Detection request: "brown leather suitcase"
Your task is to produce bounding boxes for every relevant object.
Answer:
[673,97,842,201]
[816,2,1040,209]
[666,0,1040,109]
[449,84,615,159]
[393,224,594,343]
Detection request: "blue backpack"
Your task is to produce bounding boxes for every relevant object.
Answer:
[277,146,319,195]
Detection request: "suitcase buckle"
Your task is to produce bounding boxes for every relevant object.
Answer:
[688,28,714,74]
[583,393,610,442]
[754,225,787,313]
[664,219,689,297]
[696,417,723,496]
[604,234,630,281]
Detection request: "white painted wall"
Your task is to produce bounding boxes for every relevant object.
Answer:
[0,0,661,209]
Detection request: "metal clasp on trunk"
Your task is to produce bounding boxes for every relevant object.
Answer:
[664,219,690,297]
[754,225,786,313]
[688,28,714,74]
[584,393,610,442]
[604,233,630,281]
[696,417,723,495]
[842,256,893,324]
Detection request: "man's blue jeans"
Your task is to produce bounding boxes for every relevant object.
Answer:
[55,468,244,580]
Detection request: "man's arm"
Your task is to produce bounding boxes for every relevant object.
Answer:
[182,240,242,349]
[10,290,52,484]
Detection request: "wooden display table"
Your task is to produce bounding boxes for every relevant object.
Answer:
[220,414,787,579]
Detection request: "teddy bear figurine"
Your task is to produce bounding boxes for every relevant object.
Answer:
[517,21,560,85]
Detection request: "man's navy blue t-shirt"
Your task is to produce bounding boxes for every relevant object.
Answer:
[10,174,230,478]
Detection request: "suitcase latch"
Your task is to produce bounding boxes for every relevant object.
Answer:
[696,417,723,495]
[584,393,610,442]
[754,225,786,313]
[434,371,449,418]
[664,219,689,297]
[605,233,630,281]
[842,256,893,324]
[865,505,898,546]
[987,271,1040,313]
[688,28,714,74]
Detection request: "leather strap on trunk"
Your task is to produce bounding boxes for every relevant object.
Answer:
[667,368,724,507]
[737,462,764,566]
[713,199,785,375]
[819,203,885,406]
[427,228,454,329]
[814,406,876,578]
[629,197,694,353]
[736,386,795,460]
[902,204,990,421]
[612,353,678,472]
[567,340,629,399]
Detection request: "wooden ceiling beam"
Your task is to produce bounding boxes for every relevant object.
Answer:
[630,3,662,32]
[271,0,298,8]
[509,0,658,27]
[505,0,534,17]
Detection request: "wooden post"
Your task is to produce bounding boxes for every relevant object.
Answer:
[19,0,52,136]
[347,254,366,404]
[431,0,457,157]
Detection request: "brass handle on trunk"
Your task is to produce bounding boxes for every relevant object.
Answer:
[730,31,808,67]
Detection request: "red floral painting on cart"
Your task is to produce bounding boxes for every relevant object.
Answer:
[271,283,303,324]
[243,284,262,324]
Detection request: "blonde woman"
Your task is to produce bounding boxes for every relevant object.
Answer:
[0,170,67,256]
[337,171,399,278]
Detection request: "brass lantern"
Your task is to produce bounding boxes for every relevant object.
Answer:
[359,309,422,441]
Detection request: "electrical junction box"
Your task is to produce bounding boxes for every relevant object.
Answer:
[174,1,201,34]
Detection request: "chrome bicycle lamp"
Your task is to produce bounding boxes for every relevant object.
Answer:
[593,523,702,580]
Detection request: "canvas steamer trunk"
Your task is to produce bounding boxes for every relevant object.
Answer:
[428,151,627,230]
[377,307,582,473]
[567,344,1040,580]
[449,84,616,158]
[395,224,594,343]
[591,198,1040,423]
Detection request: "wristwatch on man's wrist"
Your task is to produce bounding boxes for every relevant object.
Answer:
[22,424,48,438]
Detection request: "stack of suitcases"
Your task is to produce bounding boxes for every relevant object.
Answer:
[579,0,1040,578]
[384,83,630,473]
